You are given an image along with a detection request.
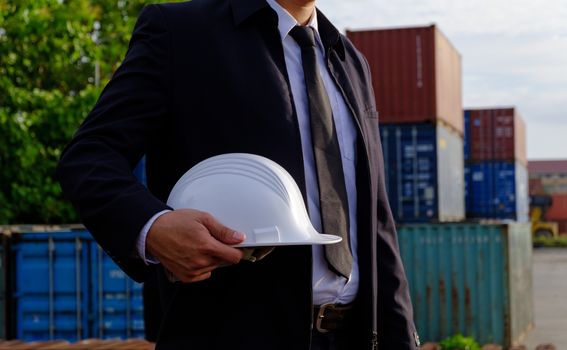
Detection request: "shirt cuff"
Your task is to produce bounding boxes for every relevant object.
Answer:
[137,209,171,265]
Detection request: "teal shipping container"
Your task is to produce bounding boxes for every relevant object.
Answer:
[398,223,533,347]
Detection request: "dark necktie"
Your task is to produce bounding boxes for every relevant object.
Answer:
[289,26,352,278]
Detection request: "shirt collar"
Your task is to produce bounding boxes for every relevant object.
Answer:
[265,0,322,48]
[230,0,345,60]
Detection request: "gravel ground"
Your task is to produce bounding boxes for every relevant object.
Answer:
[524,248,567,349]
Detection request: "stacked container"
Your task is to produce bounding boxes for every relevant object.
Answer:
[464,108,529,221]
[347,25,464,222]
[5,227,145,341]
[528,160,567,233]
[0,233,10,339]
[398,222,533,347]
[11,230,91,341]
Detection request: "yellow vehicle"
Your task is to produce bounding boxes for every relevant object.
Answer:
[530,195,559,238]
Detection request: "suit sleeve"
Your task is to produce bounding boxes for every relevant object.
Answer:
[57,4,171,282]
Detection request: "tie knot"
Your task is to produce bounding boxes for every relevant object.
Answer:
[289,26,316,49]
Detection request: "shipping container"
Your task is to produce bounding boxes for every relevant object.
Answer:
[546,194,567,220]
[0,234,8,339]
[463,110,471,162]
[7,228,147,341]
[398,222,533,347]
[347,25,463,134]
[538,176,567,195]
[11,231,92,341]
[91,244,144,339]
[465,161,529,221]
[556,220,567,235]
[529,178,545,196]
[133,157,147,186]
[528,160,567,176]
[380,123,464,222]
[465,108,527,165]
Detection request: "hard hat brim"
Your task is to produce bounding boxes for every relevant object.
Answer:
[234,234,342,247]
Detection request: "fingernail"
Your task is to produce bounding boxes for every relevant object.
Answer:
[232,231,246,241]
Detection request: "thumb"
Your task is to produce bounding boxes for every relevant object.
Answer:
[200,213,246,245]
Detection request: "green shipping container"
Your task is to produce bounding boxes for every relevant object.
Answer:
[398,222,533,347]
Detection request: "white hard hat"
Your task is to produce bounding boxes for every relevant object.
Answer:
[166,153,341,247]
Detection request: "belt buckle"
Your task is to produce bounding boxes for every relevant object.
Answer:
[315,303,334,333]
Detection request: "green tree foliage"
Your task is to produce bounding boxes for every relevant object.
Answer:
[0,0,174,223]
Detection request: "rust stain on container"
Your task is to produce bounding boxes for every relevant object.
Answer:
[465,287,472,329]
[347,25,463,134]
[451,286,459,330]
[439,278,447,335]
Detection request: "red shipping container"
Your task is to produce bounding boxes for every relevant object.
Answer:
[466,107,527,165]
[546,194,567,220]
[557,220,567,235]
[346,25,463,134]
[528,160,567,176]
[468,109,493,161]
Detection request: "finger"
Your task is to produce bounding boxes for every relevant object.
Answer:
[199,212,246,245]
[204,237,245,264]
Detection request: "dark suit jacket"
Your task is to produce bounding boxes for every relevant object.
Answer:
[57,0,418,348]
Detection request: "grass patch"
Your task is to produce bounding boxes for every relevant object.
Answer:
[533,236,567,247]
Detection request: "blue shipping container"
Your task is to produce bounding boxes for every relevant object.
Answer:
[12,231,92,341]
[133,157,147,186]
[380,123,465,222]
[465,161,529,221]
[91,244,144,339]
[398,223,533,347]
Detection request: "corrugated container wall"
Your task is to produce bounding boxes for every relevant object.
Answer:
[347,25,463,134]
[0,234,8,339]
[465,108,527,165]
[11,231,92,341]
[465,161,529,222]
[398,223,533,347]
[8,228,145,341]
[528,160,567,177]
[380,123,464,222]
[91,244,144,339]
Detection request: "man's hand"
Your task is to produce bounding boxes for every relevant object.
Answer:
[146,209,245,283]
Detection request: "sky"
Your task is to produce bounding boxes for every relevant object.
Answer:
[319,0,567,160]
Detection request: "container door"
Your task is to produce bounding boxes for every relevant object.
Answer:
[381,124,438,222]
[91,243,144,339]
[13,232,90,341]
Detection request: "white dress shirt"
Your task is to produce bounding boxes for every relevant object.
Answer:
[265,0,359,305]
[137,0,359,305]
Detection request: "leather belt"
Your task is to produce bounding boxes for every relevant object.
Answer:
[313,303,354,333]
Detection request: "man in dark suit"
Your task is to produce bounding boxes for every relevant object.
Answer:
[57,0,419,349]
